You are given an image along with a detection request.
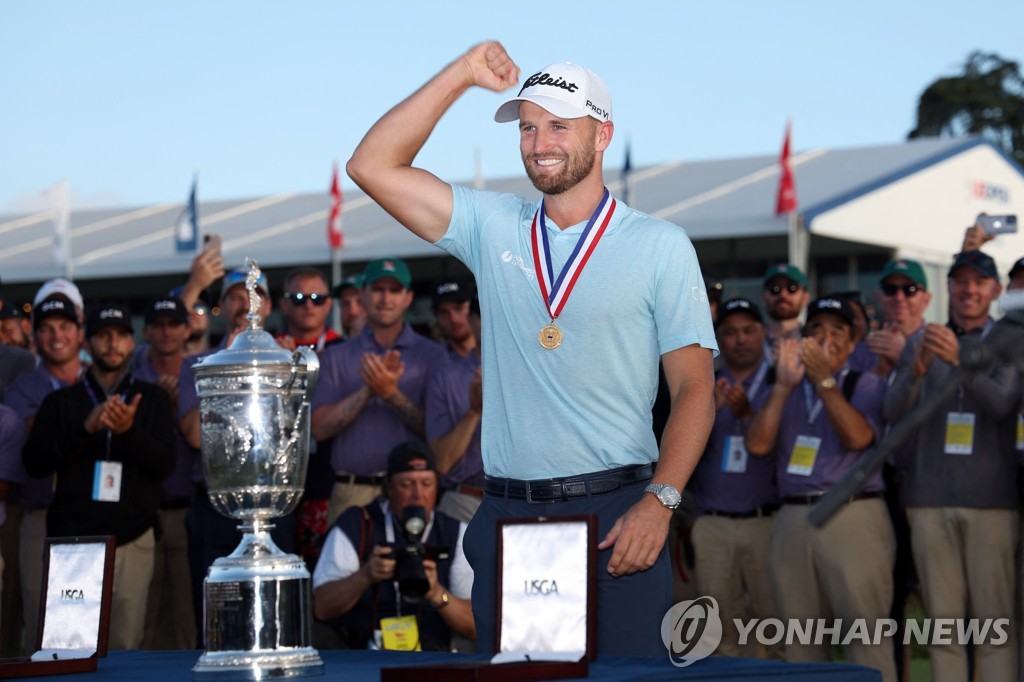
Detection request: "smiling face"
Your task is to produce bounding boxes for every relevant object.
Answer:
[35,317,82,368]
[518,101,610,196]
[948,267,1002,328]
[876,274,931,335]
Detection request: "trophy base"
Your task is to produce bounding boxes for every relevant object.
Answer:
[194,530,323,680]
[192,649,324,681]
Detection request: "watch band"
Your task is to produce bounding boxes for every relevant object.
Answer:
[436,591,450,610]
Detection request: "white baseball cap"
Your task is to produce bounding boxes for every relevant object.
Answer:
[494,62,612,124]
[34,277,84,311]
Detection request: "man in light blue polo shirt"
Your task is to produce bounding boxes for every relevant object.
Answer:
[345,42,717,654]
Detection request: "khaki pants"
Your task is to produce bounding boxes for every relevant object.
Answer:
[142,508,196,650]
[692,513,782,659]
[437,490,482,524]
[326,481,379,528]
[769,499,896,682]
[109,528,156,650]
[908,506,1018,682]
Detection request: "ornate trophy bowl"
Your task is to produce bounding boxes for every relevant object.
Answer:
[192,260,324,680]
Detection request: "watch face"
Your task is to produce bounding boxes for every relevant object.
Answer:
[660,487,681,506]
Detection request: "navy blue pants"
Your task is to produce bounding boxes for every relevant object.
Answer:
[463,481,670,656]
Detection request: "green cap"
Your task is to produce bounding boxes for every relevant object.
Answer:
[762,263,808,289]
[363,258,411,289]
[880,259,927,289]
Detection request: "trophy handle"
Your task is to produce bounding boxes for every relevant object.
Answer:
[291,346,319,398]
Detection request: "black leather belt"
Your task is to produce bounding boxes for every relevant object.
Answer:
[704,503,778,519]
[782,491,882,506]
[484,463,654,503]
[335,472,385,486]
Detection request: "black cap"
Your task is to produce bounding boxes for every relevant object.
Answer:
[86,303,133,337]
[386,441,438,476]
[949,250,998,280]
[805,297,857,329]
[33,294,79,329]
[0,302,21,321]
[431,277,476,308]
[715,297,763,328]
[144,296,189,325]
[1008,257,1024,281]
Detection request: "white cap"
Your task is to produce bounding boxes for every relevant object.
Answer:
[34,278,84,311]
[494,62,612,124]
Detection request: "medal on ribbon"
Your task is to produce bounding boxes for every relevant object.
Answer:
[530,189,616,350]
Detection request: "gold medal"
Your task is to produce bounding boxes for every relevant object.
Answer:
[539,323,563,350]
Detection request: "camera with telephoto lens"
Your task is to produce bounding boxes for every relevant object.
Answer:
[392,505,430,602]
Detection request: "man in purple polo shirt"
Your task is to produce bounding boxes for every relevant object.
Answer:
[4,290,85,653]
[133,295,197,650]
[426,299,483,524]
[312,257,449,526]
[746,296,895,682]
[690,298,780,659]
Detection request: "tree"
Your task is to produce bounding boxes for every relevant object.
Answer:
[908,51,1024,166]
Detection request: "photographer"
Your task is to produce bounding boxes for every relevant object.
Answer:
[312,440,474,650]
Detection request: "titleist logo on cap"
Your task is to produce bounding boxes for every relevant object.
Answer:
[520,71,578,95]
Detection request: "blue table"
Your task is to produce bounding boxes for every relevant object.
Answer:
[36,649,881,681]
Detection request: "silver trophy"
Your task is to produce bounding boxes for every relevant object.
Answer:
[192,259,324,680]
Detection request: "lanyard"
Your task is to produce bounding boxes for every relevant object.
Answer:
[82,372,133,460]
[803,369,849,425]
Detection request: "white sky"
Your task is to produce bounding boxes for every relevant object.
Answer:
[2,0,1022,213]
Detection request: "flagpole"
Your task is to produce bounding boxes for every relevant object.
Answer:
[331,246,342,333]
[327,161,344,333]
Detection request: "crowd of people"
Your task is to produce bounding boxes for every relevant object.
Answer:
[0,39,1021,682]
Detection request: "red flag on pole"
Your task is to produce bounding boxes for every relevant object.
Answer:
[327,162,343,249]
[775,121,797,216]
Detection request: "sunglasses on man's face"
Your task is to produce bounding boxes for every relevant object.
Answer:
[766,282,801,295]
[286,293,330,307]
[880,283,920,298]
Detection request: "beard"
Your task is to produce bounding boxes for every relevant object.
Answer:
[92,353,128,374]
[523,144,596,196]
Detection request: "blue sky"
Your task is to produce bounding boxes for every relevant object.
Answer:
[3,0,1022,213]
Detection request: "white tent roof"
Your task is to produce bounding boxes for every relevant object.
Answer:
[1,135,1021,285]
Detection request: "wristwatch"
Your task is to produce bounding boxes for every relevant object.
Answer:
[818,376,837,390]
[644,483,681,510]
[436,592,450,610]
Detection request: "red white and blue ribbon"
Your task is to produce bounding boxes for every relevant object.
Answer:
[530,188,616,321]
